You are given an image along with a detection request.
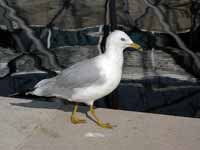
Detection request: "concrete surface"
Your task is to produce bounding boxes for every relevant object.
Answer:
[0,96,200,150]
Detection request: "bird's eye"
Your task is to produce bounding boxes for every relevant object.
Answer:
[120,38,126,41]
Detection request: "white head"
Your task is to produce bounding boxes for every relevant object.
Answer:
[106,30,143,52]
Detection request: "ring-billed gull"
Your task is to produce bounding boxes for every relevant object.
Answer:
[30,30,143,128]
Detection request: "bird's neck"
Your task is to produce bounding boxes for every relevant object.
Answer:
[104,45,124,67]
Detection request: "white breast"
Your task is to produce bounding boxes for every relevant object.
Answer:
[91,55,123,99]
[100,57,122,91]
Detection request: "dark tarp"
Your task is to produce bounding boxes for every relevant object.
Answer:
[0,0,192,33]
[0,0,199,118]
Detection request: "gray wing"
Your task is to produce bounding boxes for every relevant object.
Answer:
[54,57,105,89]
[32,57,106,98]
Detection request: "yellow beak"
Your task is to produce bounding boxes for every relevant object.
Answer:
[129,43,143,52]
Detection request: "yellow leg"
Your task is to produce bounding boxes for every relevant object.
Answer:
[71,103,86,124]
[90,105,113,129]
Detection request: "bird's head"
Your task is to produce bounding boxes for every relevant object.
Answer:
[106,30,143,52]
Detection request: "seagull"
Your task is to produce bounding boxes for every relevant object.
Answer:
[30,30,143,128]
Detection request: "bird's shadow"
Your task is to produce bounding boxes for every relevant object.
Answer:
[10,98,97,124]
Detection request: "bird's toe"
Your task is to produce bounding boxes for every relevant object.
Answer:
[97,122,113,129]
[71,117,86,124]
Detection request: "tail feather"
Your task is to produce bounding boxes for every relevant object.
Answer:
[34,78,53,88]
[9,78,55,97]
[28,78,56,97]
[9,88,35,97]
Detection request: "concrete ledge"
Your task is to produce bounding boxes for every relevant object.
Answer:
[0,96,200,150]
